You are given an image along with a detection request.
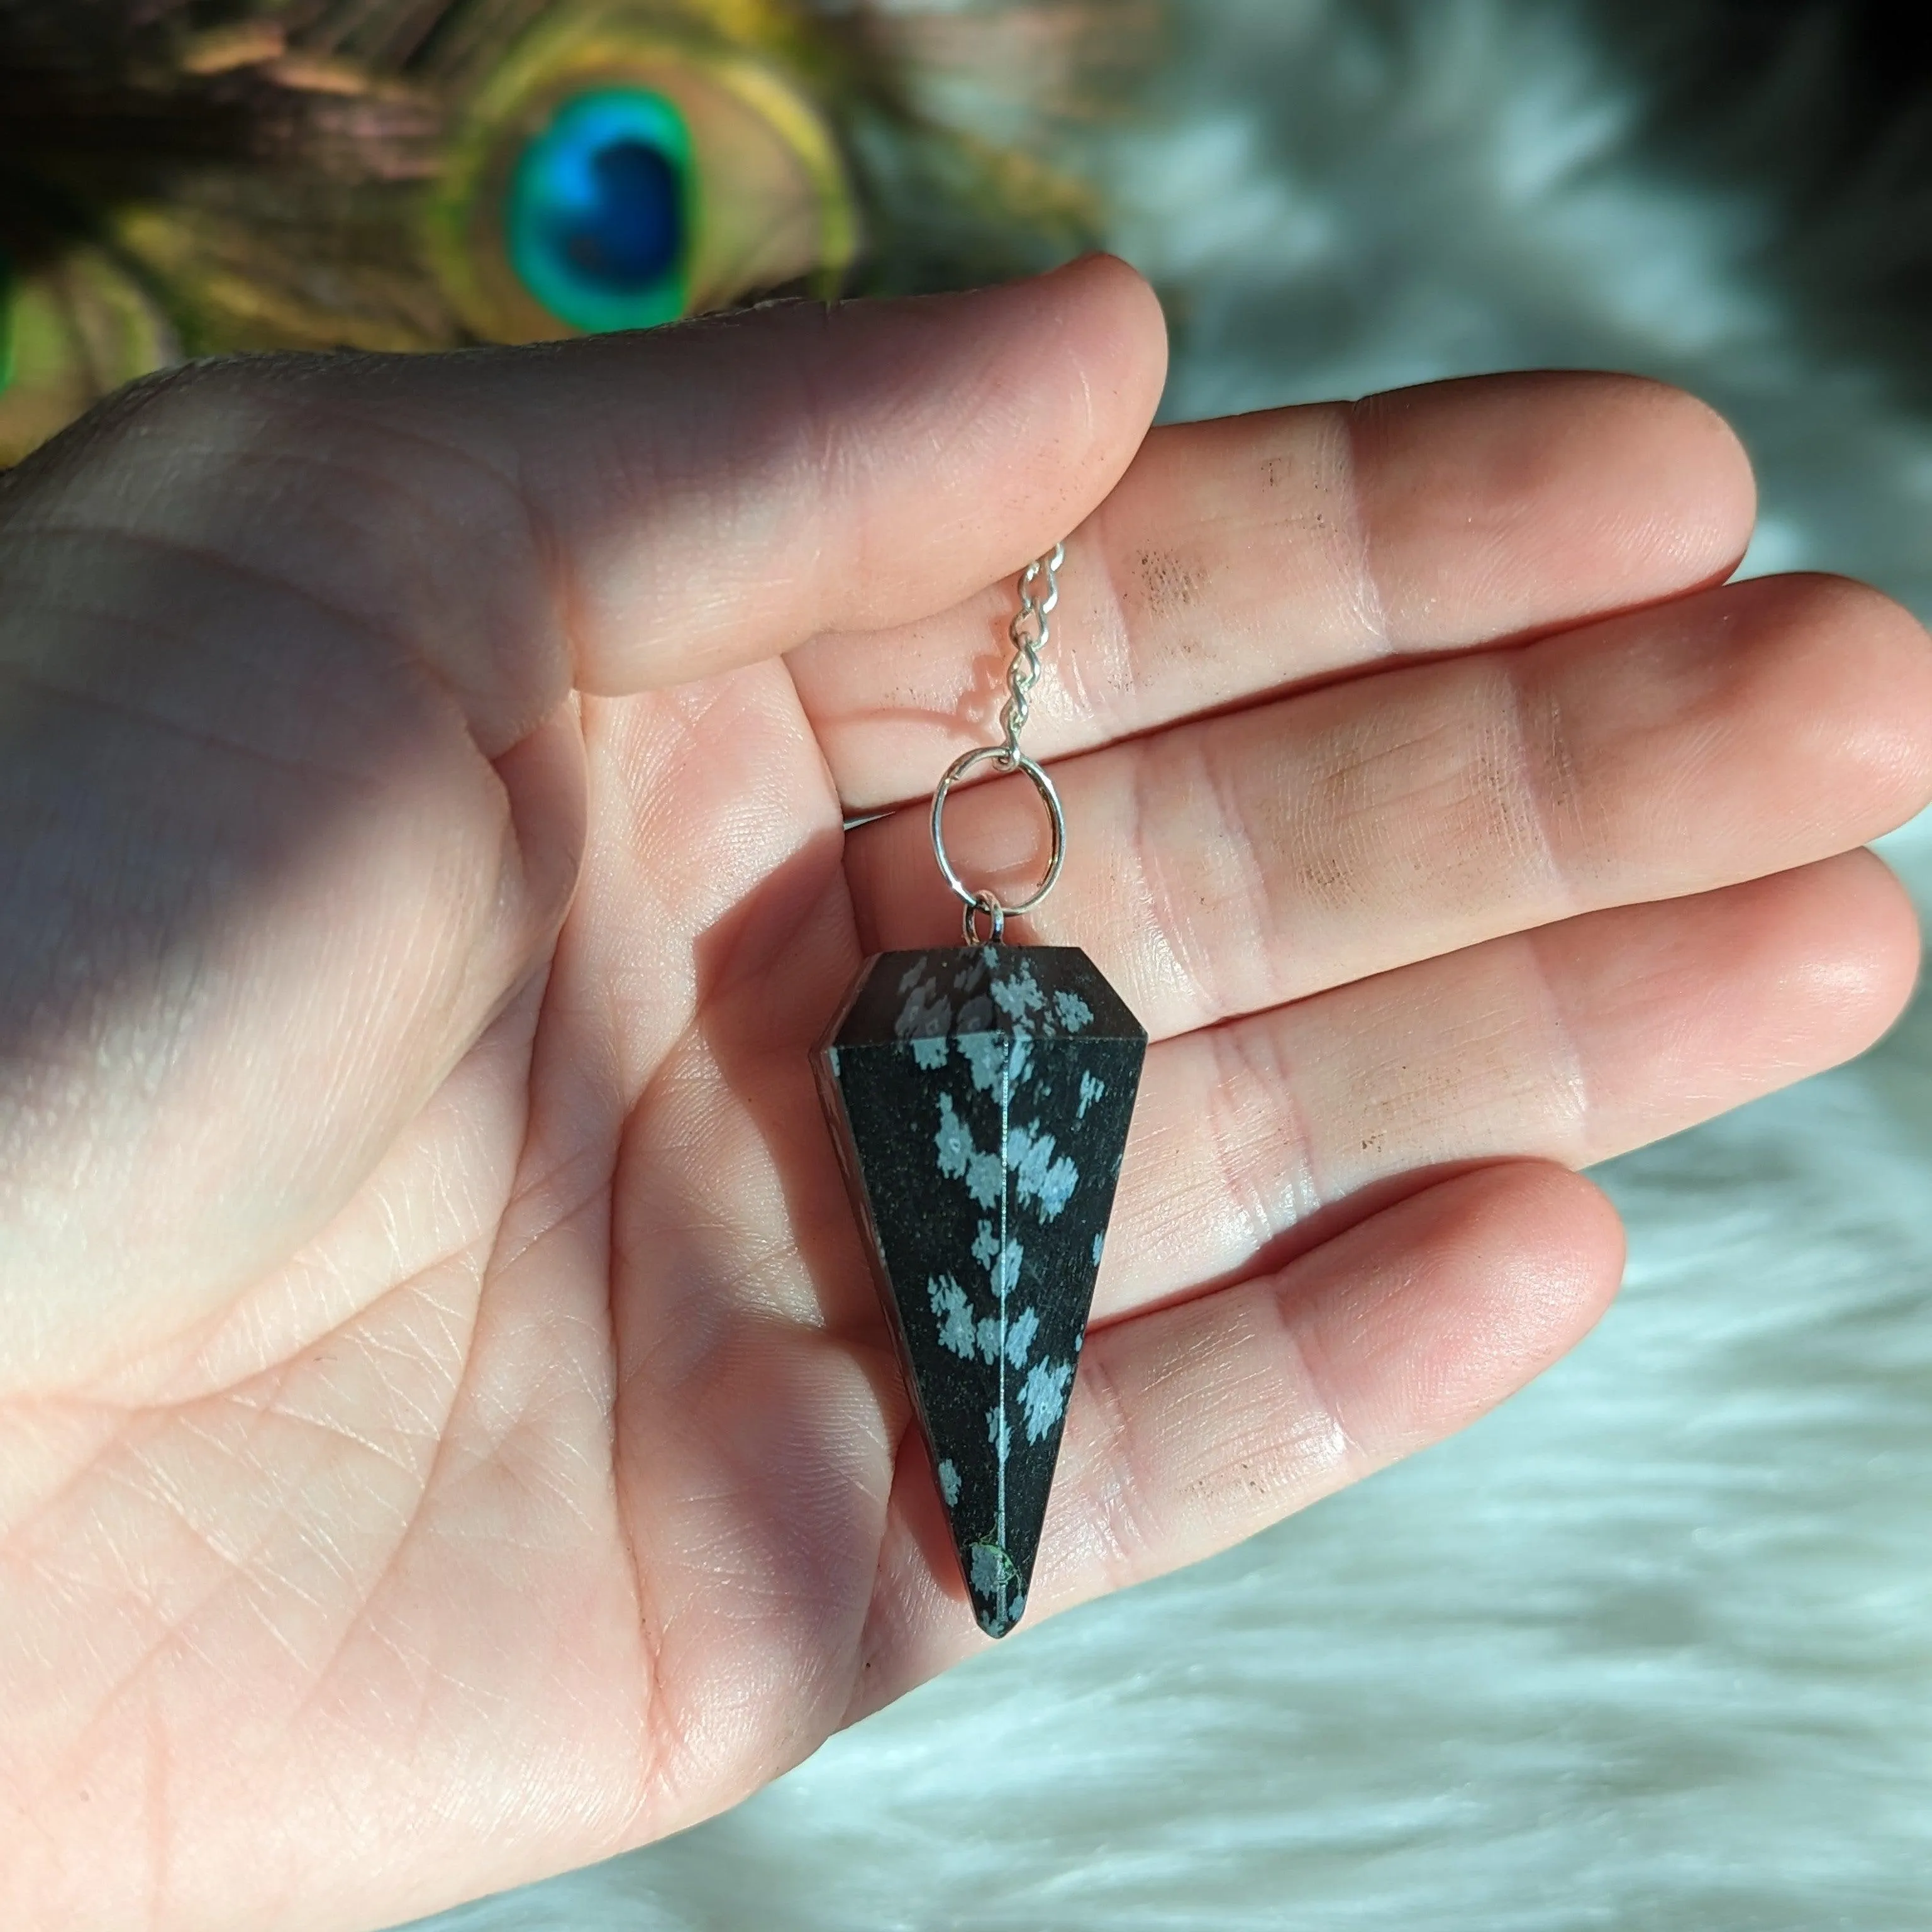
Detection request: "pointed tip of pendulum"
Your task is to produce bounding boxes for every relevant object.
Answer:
[815,945,1147,1644]
[965,1541,1026,1640]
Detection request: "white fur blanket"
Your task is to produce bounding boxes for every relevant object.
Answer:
[418,3,1932,1923]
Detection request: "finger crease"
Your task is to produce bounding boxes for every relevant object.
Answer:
[1204,1019,1324,1259]
[1499,656,1584,915]
[1070,1343,1157,1596]
[1338,401,1394,655]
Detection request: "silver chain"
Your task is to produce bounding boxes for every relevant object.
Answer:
[996,540,1065,768]
[930,543,1070,945]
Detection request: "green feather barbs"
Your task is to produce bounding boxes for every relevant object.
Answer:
[0,0,1156,464]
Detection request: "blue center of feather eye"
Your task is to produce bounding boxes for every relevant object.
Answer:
[507,89,692,332]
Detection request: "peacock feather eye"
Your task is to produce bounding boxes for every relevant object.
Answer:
[427,8,859,345]
[0,0,1158,462]
[506,87,694,331]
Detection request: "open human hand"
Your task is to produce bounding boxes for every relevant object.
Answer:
[3,257,1928,1932]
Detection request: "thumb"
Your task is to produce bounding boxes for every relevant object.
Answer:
[496,252,1170,699]
[25,255,1167,749]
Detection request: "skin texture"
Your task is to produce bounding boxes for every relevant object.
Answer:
[0,255,1927,1931]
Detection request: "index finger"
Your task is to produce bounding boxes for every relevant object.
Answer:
[793,372,1757,811]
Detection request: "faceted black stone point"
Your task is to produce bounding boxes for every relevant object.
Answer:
[815,947,1146,1638]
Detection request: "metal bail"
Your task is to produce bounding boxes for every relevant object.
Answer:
[963,891,1007,947]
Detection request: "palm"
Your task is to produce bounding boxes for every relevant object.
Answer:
[4,264,1928,1932]
[223,660,901,1897]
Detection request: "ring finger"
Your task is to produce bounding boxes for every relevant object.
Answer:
[1096,851,1918,1327]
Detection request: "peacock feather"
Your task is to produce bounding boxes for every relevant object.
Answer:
[0,0,1165,464]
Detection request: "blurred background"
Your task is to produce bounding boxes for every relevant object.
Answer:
[7,2,1931,1926]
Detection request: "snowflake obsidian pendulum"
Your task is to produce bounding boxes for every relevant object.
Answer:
[815,547,1146,1638]
[817,944,1143,1638]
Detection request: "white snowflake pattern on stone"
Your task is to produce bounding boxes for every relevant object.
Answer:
[967,1152,1002,1208]
[1054,989,1095,1033]
[960,1030,1030,1094]
[1004,1306,1040,1367]
[934,1092,1004,1208]
[935,1091,972,1179]
[969,1296,1031,1364]
[1077,1070,1107,1119]
[972,1219,998,1270]
[928,1275,978,1360]
[896,975,950,1047]
[990,964,1045,1019]
[1009,1121,1079,1219]
[1018,1358,1075,1443]
[970,1541,1013,1598]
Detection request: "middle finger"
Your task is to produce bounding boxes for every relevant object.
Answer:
[843,572,1932,1041]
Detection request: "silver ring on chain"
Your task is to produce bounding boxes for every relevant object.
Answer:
[930,746,1067,943]
[962,891,1006,947]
